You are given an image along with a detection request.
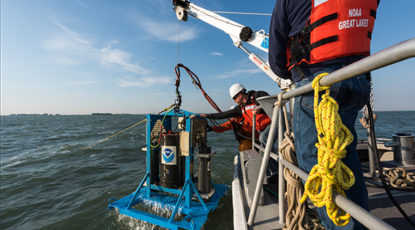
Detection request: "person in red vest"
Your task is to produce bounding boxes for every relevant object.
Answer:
[200,83,278,182]
[268,0,379,229]
[209,113,258,151]
[200,83,274,151]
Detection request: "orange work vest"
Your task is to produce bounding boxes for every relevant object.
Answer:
[241,102,271,132]
[287,0,377,70]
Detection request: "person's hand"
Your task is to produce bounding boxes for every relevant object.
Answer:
[189,114,196,119]
[200,114,207,118]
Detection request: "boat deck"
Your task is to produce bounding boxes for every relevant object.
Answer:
[234,148,415,230]
[367,184,415,229]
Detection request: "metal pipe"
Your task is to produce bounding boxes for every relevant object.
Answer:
[254,144,279,161]
[289,96,294,130]
[277,105,285,225]
[247,105,280,226]
[282,38,415,100]
[238,42,251,55]
[334,193,396,230]
[364,127,376,178]
[279,157,309,180]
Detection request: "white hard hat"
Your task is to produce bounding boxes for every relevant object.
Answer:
[229,83,246,99]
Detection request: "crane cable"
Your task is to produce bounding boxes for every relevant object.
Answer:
[174,63,222,112]
[174,63,252,141]
[213,11,271,16]
[300,73,355,227]
[82,104,175,150]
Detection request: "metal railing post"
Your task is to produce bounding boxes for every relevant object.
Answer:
[247,105,280,226]
[364,126,376,178]
[277,104,285,225]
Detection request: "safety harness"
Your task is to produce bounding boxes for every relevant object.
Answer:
[287,0,377,70]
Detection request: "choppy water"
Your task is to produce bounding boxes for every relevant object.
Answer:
[1,111,414,230]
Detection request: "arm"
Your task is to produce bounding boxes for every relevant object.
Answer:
[206,107,242,119]
[212,120,234,133]
[268,0,291,79]
[268,0,311,80]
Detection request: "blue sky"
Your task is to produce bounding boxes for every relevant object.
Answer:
[1,0,414,115]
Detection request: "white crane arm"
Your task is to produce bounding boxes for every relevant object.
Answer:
[184,3,269,52]
[172,0,292,89]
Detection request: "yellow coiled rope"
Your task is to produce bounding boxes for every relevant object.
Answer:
[300,73,355,226]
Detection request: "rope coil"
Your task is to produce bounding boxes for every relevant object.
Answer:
[279,99,324,230]
[300,73,355,226]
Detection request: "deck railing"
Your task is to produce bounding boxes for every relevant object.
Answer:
[247,38,415,230]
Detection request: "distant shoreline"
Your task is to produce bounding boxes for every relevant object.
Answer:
[1,110,415,116]
[1,113,145,116]
[91,113,112,116]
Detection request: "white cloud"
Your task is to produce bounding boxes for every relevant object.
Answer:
[101,46,151,75]
[46,19,151,75]
[43,34,87,53]
[210,52,223,56]
[132,16,198,42]
[49,17,90,44]
[118,76,171,88]
[215,68,262,79]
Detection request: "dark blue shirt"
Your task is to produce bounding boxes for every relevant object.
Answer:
[268,0,375,82]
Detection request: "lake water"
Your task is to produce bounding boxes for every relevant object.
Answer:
[1,111,414,230]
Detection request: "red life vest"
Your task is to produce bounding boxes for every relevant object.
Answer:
[287,0,378,70]
[241,102,271,132]
[212,117,259,139]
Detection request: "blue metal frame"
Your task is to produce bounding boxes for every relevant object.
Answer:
[109,109,227,230]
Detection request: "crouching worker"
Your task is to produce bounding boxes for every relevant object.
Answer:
[200,83,278,183]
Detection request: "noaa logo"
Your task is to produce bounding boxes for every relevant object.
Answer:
[163,148,175,162]
[162,146,177,165]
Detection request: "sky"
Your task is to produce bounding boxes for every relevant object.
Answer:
[1,0,415,115]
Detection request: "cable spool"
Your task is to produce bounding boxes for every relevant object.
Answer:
[160,133,182,188]
[239,26,253,42]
